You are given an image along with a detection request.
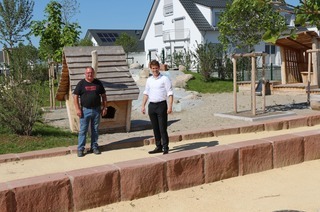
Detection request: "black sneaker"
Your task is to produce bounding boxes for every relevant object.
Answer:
[77,150,85,157]
[163,150,169,155]
[148,147,163,154]
[93,148,101,155]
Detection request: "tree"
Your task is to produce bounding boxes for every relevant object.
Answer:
[60,0,79,25]
[31,0,80,62]
[0,0,34,49]
[0,43,43,135]
[115,33,138,58]
[193,42,222,81]
[218,0,287,51]
[76,38,93,46]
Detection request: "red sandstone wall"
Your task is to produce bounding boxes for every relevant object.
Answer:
[1,114,320,211]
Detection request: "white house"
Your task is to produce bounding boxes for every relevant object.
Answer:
[141,0,225,68]
[140,0,303,69]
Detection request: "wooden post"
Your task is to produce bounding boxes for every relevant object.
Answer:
[262,55,266,112]
[232,52,267,116]
[251,56,256,116]
[312,38,319,86]
[307,52,312,105]
[232,57,237,113]
[50,62,56,109]
[126,100,132,132]
[280,47,287,84]
[48,64,52,109]
[52,63,56,109]
[91,50,98,78]
[306,49,320,104]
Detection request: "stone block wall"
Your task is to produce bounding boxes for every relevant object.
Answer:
[1,113,320,211]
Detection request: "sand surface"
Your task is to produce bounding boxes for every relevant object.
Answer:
[85,159,320,212]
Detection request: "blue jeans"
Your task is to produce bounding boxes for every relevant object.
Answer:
[78,106,101,151]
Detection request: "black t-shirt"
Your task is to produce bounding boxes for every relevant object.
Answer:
[73,79,106,108]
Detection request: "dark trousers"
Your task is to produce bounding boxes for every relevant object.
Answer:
[148,101,169,150]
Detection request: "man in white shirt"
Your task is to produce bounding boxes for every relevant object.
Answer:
[141,60,173,154]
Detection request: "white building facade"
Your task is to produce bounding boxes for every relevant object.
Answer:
[141,0,305,70]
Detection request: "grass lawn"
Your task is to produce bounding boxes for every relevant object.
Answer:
[184,71,233,93]
[0,123,78,155]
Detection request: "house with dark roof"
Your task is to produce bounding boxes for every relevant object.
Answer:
[141,0,227,68]
[140,0,308,69]
[85,29,146,66]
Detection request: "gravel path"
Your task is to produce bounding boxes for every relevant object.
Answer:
[44,69,314,144]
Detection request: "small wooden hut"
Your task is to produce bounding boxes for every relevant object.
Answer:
[55,46,140,133]
[276,30,320,87]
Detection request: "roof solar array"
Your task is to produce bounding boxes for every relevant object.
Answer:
[97,32,119,43]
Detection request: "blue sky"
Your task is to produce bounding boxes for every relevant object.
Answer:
[30,0,301,46]
[1,0,301,49]
[29,0,154,47]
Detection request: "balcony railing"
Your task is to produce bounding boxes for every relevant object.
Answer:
[163,29,190,42]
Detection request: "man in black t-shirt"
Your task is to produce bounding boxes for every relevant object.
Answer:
[73,67,107,157]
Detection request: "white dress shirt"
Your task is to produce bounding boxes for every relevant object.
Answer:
[143,73,173,103]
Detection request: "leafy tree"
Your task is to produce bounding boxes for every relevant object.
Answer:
[218,0,287,51]
[31,0,80,62]
[115,33,138,58]
[0,0,34,49]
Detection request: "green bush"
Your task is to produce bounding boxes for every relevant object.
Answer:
[0,44,44,136]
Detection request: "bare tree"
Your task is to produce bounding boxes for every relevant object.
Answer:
[60,0,79,25]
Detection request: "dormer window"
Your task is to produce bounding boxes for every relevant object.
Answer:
[164,0,173,16]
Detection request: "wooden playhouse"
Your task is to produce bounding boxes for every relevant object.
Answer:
[55,46,140,133]
[275,30,320,90]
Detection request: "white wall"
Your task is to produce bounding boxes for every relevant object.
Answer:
[144,0,210,66]
[127,52,146,67]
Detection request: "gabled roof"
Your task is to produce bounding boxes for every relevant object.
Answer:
[141,0,227,40]
[192,0,227,8]
[56,46,139,102]
[85,29,144,52]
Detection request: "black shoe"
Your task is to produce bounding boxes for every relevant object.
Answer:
[93,148,101,155]
[77,150,85,157]
[148,147,163,154]
[163,150,169,155]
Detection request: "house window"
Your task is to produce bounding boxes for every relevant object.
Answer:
[265,44,276,54]
[214,12,221,27]
[164,0,173,16]
[174,17,185,40]
[154,22,163,37]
